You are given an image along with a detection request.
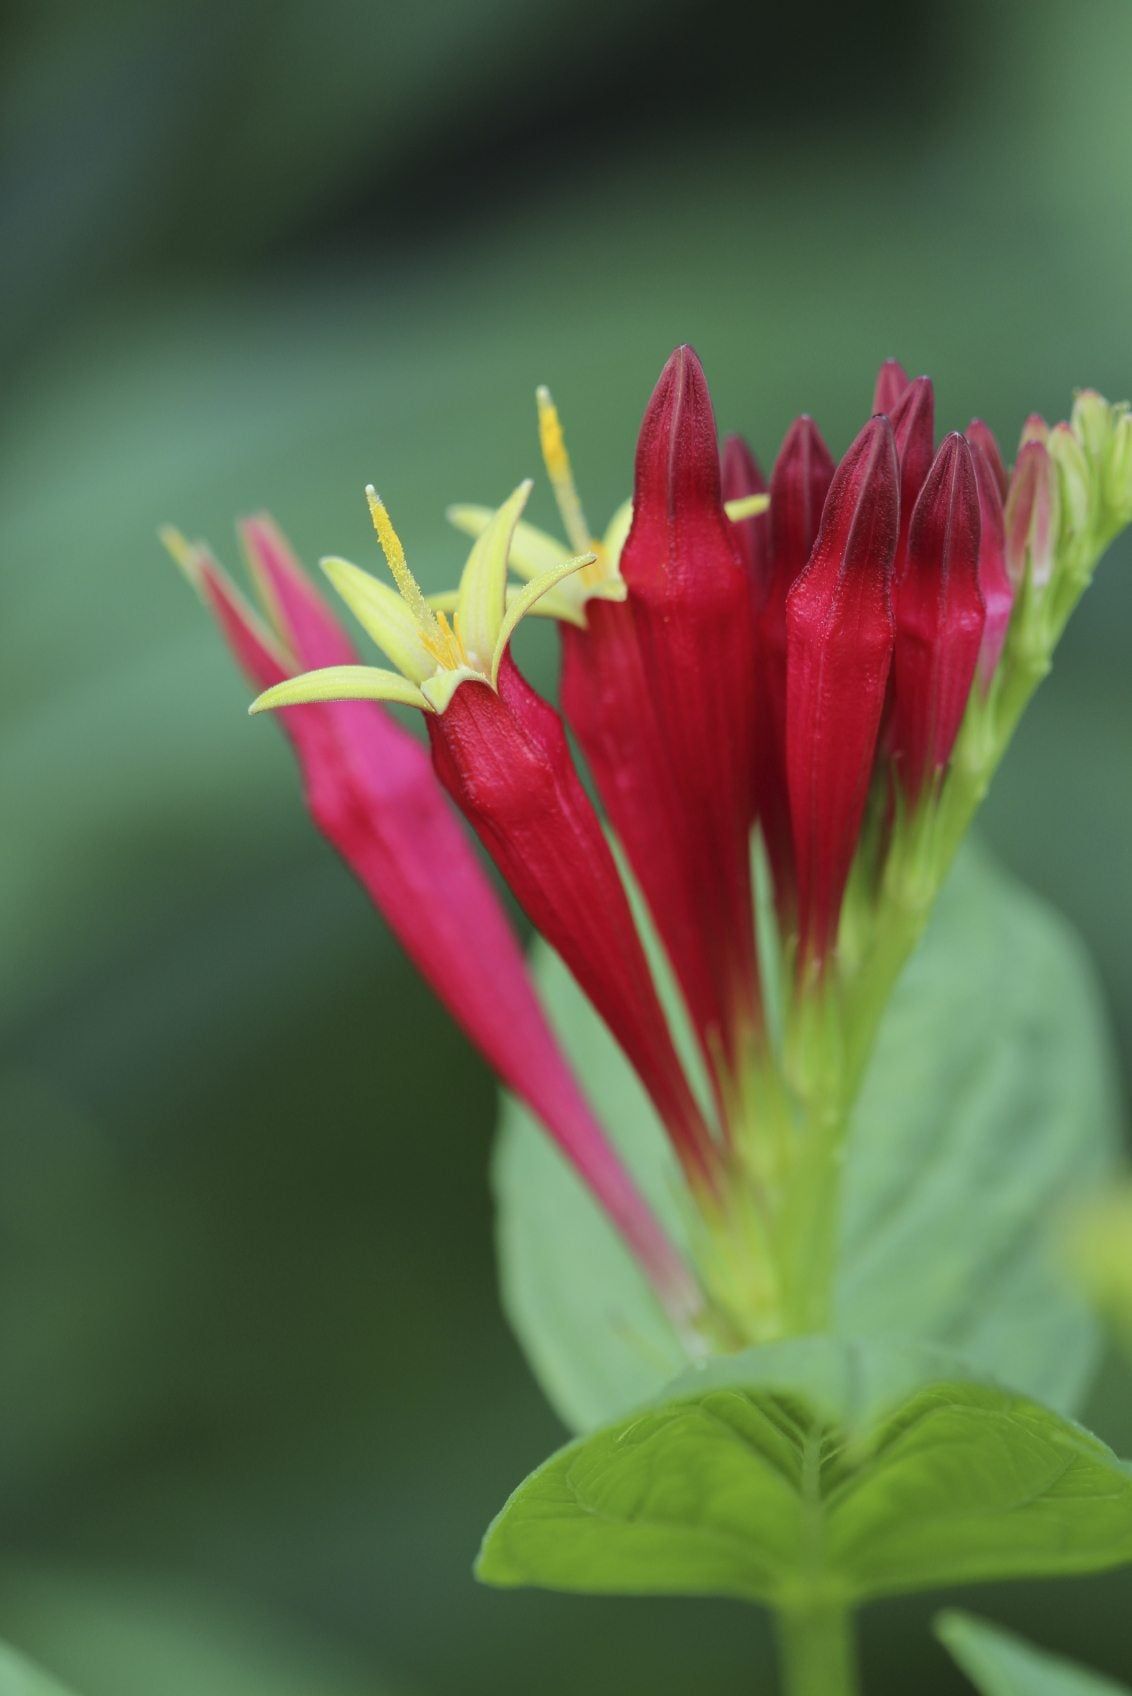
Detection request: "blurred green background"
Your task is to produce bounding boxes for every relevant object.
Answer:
[3,0,1131,1689]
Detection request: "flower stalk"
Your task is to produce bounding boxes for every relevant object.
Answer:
[776,1600,860,1696]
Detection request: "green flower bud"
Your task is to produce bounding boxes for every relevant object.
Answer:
[1104,408,1132,523]
[1070,387,1112,466]
[1047,422,1091,540]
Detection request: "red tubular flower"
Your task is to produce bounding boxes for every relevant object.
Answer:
[245,486,719,1190]
[167,520,698,1318]
[966,418,1009,503]
[757,416,836,917]
[889,376,936,578]
[765,417,838,707]
[619,346,762,1060]
[785,417,900,969]
[455,387,766,1117]
[873,357,911,414]
[559,603,733,1121]
[427,653,717,1187]
[966,441,1014,689]
[890,434,986,801]
[720,433,770,608]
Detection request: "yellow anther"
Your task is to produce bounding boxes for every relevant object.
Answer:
[536,386,570,481]
[420,607,470,671]
[536,386,595,558]
[365,486,441,641]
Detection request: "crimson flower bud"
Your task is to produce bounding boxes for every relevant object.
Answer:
[558,402,760,1116]
[889,376,935,578]
[786,417,899,968]
[1005,439,1061,589]
[768,416,838,603]
[721,433,770,606]
[756,417,836,915]
[560,600,734,1117]
[764,415,838,735]
[968,442,1014,690]
[965,419,1009,504]
[621,346,762,1059]
[873,357,911,415]
[891,434,985,800]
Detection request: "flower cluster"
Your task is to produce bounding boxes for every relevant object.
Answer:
[169,350,1131,1348]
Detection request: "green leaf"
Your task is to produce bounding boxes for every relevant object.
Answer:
[477,1337,1132,1605]
[493,848,1120,1431]
[0,1640,79,1696]
[937,1610,1131,1695]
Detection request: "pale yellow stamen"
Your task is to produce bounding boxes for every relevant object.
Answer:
[537,386,596,558]
[365,486,442,642]
[421,606,471,671]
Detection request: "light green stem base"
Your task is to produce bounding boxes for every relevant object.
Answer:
[776,1600,860,1696]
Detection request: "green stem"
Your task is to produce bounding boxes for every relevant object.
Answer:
[775,1598,859,1696]
[776,1107,845,1334]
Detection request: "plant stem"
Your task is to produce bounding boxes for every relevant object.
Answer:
[775,1599,860,1696]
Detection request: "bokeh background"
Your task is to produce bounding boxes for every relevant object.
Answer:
[3,0,1132,1689]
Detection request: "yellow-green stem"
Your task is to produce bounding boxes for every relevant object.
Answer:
[775,1599,860,1696]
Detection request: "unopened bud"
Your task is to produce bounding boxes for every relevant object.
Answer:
[1105,410,1132,522]
[786,416,899,963]
[1019,413,1049,449]
[969,443,1013,690]
[1047,422,1091,540]
[965,419,1008,503]
[891,433,985,800]
[721,433,770,597]
[889,376,935,576]
[873,357,910,415]
[1005,440,1060,590]
[1071,388,1112,466]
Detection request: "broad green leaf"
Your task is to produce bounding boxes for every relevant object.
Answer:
[0,1640,78,1696]
[477,1337,1132,1605]
[937,1610,1130,1695]
[494,848,1120,1431]
[835,848,1119,1415]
